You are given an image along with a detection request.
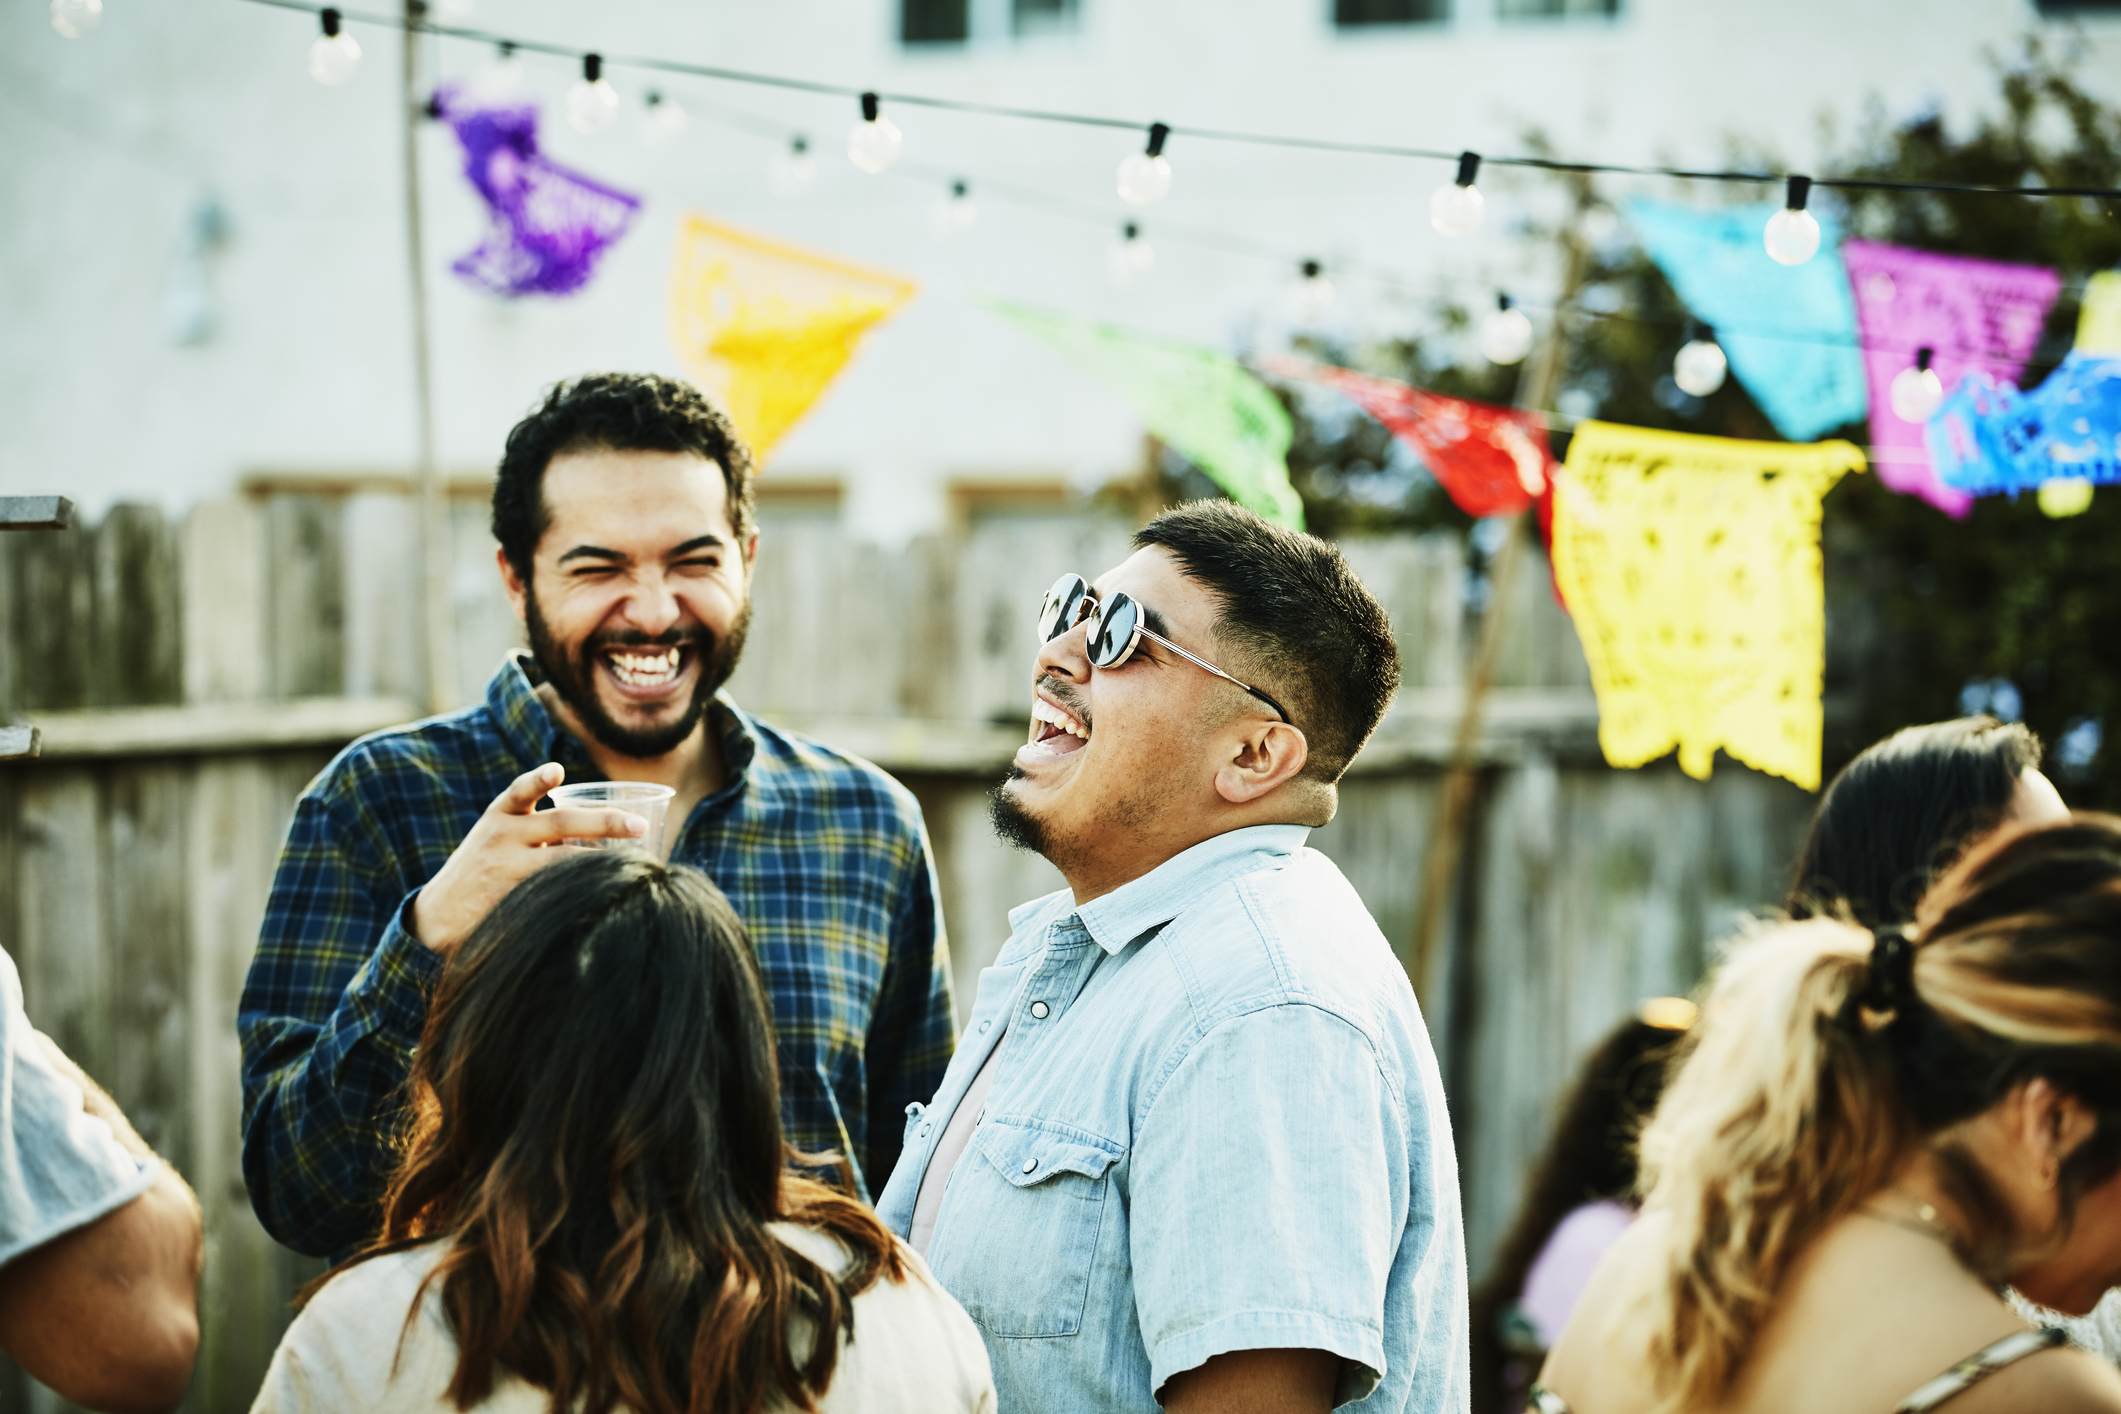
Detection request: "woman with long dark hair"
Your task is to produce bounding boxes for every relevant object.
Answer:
[1788,716,2065,927]
[250,850,994,1414]
[1534,817,2121,1414]
[1470,1003,1692,1414]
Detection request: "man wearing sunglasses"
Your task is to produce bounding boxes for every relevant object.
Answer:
[878,500,1468,1414]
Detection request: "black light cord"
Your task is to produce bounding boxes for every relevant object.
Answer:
[238,0,2121,202]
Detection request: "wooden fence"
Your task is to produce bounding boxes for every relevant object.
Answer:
[0,492,1815,1411]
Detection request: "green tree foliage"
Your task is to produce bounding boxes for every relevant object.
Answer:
[1275,44,2121,805]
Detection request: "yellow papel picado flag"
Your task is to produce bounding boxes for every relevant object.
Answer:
[668,214,918,459]
[1551,423,1866,791]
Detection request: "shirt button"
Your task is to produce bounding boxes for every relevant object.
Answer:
[1021,1158,1037,1174]
[1030,1001,1050,1019]
[979,1020,992,1033]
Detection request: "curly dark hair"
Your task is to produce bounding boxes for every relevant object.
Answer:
[492,374,756,580]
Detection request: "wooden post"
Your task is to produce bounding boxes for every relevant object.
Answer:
[404,1,455,715]
[0,495,74,760]
[1407,174,1597,1008]
[0,497,73,531]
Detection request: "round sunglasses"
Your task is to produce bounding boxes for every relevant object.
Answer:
[1037,573,1292,725]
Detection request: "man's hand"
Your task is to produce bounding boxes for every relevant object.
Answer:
[409,763,647,954]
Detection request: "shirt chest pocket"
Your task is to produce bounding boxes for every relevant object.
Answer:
[932,1117,1122,1339]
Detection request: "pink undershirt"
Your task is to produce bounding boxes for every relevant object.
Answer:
[908,1033,1006,1258]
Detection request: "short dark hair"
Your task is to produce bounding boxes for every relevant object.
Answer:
[492,373,756,580]
[1787,715,2044,928]
[1134,500,1400,782]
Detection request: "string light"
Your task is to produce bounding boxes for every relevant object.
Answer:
[931,180,978,241]
[769,134,816,197]
[308,8,361,85]
[641,89,689,149]
[848,92,903,174]
[1764,175,1821,266]
[474,40,524,98]
[2038,478,2094,518]
[1287,259,1335,327]
[1480,294,1535,365]
[231,0,2121,212]
[49,0,102,39]
[1672,323,1728,397]
[1888,346,1945,423]
[1429,151,1484,239]
[1117,123,1173,208]
[568,54,619,134]
[1107,222,1154,290]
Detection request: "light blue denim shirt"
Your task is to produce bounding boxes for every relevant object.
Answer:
[876,824,1469,1413]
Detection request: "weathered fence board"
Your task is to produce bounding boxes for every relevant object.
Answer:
[0,495,1822,1410]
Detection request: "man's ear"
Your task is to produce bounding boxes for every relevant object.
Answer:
[1213,720,1310,806]
[743,530,760,580]
[498,546,528,625]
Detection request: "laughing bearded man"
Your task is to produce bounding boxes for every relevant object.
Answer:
[239,374,954,1261]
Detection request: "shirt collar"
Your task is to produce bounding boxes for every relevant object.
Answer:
[1071,823,1311,956]
[485,650,760,793]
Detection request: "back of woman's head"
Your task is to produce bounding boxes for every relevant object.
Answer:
[363,850,901,1414]
[1470,1007,1691,1414]
[1637,815,2121,1414]
[1789,716,2042,928]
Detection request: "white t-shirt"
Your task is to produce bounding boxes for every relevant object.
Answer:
[249,1224,997,1414]
[0,946,155,1268]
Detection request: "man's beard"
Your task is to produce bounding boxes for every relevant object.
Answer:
[525,590,751,760]
[988,767,1050,856]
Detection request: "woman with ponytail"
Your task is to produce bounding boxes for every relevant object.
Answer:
[250,850,995,1414]
[1535,817,2121,1414]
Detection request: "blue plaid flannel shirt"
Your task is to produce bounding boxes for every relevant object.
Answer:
[238,652,955,1260]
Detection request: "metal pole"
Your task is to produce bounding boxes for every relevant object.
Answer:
[1407,173,1596,1009]
[403,0,454,715]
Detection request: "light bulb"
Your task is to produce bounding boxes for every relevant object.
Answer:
[1888,348,1945,424]
[1429,151,1484,238]
[641,91,688,149]
[1107,223,1155,290]
[1117,123,1173,207]
[1672,331,1728,397]
[308,10,361,86]
[1764,174,1821,266]
[567,55,619,134]
[769,136,816,197]
[2038,478,2094,519]
[847,92,902,174]
[1480,296,1534,366]
[1286,260,1335,328]
[431,0,474,21]
[930,181,978,241]
[475,42,525,99]
[49,0,101,39]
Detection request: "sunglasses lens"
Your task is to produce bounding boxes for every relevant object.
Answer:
[1038,575,1088,642]
[1087,594,1138,668]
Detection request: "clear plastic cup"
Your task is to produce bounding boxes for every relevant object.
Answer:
[545,782,675,855]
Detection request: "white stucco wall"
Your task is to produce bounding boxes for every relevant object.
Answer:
[3,0,2115,533]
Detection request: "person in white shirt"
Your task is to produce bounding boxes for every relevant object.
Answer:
[250,849,993,1414]
[0,945,201,1412]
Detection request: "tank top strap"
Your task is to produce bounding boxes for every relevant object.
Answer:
[1893,1326,2069,1412]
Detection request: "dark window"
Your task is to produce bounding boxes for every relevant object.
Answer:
[1014,0,1080,34]
[1334,0,1446,24]
[1499,0,1618,14]
[902,0,969,43]
[2035,0,2121,10]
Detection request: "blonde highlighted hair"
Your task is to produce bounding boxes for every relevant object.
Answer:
[1632,815,2121,1414]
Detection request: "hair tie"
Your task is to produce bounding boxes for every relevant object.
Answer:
[1863,928,1915,1013]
